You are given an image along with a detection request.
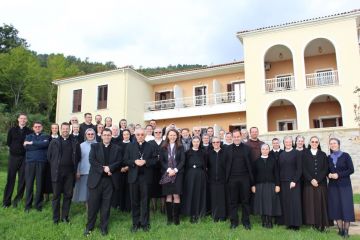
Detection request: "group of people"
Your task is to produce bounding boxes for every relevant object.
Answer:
[2,112,355,238]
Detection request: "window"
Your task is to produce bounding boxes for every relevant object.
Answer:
[154,91,174,110]
[277,120,296,131]
[314,116,343,128]
[97,85,108,109]
[229,124,247,132]
[72,89,82,113]
[194,86,207,106]
[227,81,245,103]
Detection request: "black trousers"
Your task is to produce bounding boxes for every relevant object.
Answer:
[52,170,75,221]
[3,154,26,206]
[25,162,46,210]
[227,176,251,225]
[129,175,150,227]
[87,177,114,230]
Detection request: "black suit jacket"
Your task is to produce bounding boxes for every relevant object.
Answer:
[87,143,122,189]
[124,141,157,184]
[224,143,254,185]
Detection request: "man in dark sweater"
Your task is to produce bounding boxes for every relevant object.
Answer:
[224,129,254,230]
[79,113,96,143]
[3,113,33,208]
[24,121,50,212]
[47,122,80,224]
[245,127,264,168]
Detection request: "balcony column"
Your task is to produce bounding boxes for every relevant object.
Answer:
[292,49,306,90]
[173,85,183,108]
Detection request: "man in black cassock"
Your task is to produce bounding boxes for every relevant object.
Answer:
[124,128,157,232]
[84,128,122,236]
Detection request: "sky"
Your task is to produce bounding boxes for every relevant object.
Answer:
[1,0,359,68]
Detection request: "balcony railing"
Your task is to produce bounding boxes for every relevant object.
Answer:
[144,91,242,112]
[265,76,295,93]
[306,70,338,88]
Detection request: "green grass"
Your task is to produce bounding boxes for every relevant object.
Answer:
[0,172,359,239]
[354,194,360,204]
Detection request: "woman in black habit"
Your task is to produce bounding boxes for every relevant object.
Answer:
[278,136,302,230]
[207,136,227,221]
[182,136,207,223]
[252,143,281,228]
[302,136,329,231]
[159,129,185,225]
[149,127,165,213]
[117,129,131,212]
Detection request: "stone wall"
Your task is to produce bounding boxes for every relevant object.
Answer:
[259,127,360,193]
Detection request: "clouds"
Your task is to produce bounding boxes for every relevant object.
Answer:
[1,0,359,67]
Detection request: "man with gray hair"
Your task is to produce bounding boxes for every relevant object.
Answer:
[124,128,157,232]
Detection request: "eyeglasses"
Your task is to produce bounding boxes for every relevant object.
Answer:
[212,141,220,144]
[87,133,94,136]
[154,132,162,134]
[102,134,112,137]
[136,134,145,136]
[311,141,319,143]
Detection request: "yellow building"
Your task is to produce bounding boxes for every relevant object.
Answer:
[54,10,360,135]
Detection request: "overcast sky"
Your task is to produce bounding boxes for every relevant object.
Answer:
[2,0,359,67]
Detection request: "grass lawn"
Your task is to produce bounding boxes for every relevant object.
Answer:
[0,172,359,239]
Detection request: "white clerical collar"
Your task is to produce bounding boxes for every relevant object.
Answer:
[203,144,209,147]
[73,133,79,136]
[273,149,280,152]
[52,134,59,138]
[261,155,268,158]
[214,148,221,153]
[285,148,293,152]
[123,140,130,143]
[310,149,318,155]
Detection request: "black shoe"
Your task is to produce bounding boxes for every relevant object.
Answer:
[24,208,30,213]
[142,225,150,232]
[190,216,198,224]
[338,228,344,236]
[53,220,59,225]
[62,217,70,223]
[12,201,18,208]
[243,223,251,230]
[131,224,139,233]
[83,228,92,237]
[343,229,349,238]
[100,228,108,236]
[230,223,239,229]
[36,207,42,212]
[2,204,10,208]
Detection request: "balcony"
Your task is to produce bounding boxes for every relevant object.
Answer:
[265,76,295,93]
[305,70,338,88]
[144,91,246,120]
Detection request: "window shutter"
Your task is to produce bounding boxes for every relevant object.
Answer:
[227,84,233,92]
[97,85,108,109]
[72,89,82,113]
[338,117,343,126]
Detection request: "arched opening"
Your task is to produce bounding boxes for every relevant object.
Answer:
[309,94,342,128]
[267,99,297,132]
[264,45,295,92]
[304,38,338,87]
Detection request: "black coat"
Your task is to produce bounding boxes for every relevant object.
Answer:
[253,155,280,186]
[207,149,226,184]
[87,143,122,189]
[224,143,254,184]
[302,149,328,186]
[124,141,157,184]
[278,149,302,183]
[47,137,81,182]
[159,145,185,174]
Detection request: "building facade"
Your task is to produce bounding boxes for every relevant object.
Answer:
[54,10,360,135]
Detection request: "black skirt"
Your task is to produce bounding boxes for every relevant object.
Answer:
[210,182,227,219]
[303,184,329,227]
[280,181,302,227]
[253,182,281,216]
[162,172,183,195]
[182,168,206,217]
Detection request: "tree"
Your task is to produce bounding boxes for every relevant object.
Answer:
[0,24,28,53]
[0,46,43,109]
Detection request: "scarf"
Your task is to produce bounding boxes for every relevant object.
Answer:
[330,150,343,167]
[159,144,177,184]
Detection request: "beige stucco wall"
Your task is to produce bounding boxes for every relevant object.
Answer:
[55,69,151,126]
[242,17,360,133]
